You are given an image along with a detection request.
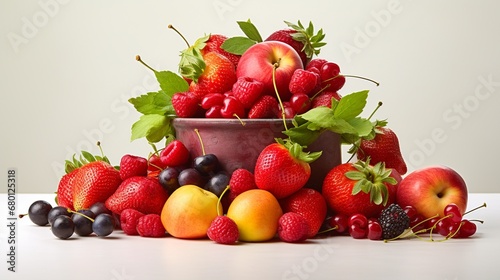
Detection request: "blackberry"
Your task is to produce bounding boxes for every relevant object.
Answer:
[378,204,410,239]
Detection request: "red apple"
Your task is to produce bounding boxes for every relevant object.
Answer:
[396,166,468,219]
[236,41,303,101]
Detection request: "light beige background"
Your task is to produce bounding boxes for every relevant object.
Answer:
[1,0,499,193]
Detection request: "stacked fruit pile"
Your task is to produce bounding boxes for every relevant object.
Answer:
[22,20,486,244]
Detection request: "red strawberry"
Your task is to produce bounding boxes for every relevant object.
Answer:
[357,126,408,175]
[278,212,310,242]
[120,208,145,235]
[248,95,279,119]
[119,154,148,180]
[228,168,257,202]
[207,216,239,244]
[265,21,326,67]
[254,140,321,199]
[136,214,166,237]
[105,176,169,215]
[72,161,122,211]
[201,34,240,67]
[160,140,190,167]
[232,76,265,109]
[171,91,202,118]
[289,69,320,97]
[311,91,342,108]
[56,169,78,210]
[280,188,327,238]
[321,160,398,219]
[188,52,237,98]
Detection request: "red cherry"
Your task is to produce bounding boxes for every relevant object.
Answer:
[329,214,348,234]
[289,93,311,114]
[348,213,368,229]
[148,154,167,171]
[349,223,367,239]
[320,62,340,81]
[277,102,295,119]
[220,96,245,118]
[367,221,382,240]
[436,219,452,236]
[455,220,477,238]
[205,105,223,118]
[444,203,463,223]
[201,93,224,110]
[403,205,418,220]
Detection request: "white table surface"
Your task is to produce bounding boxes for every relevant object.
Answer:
[1,193,499,280]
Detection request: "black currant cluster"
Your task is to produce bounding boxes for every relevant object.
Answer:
[158,153,229,197]
[23,200,118,239]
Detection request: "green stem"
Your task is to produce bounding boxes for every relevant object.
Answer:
[272,61,288,131]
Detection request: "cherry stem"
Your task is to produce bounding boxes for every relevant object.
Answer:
[463,202,487,216]
[135,55,157,73]
[367,101,383,121]
[194,128,206,156]
[316,225,338,235]
[96,141,105,158]
[67,209,95,222]
[18,213,27,219]
[168,24,190,48]
[233,114,245,126]
[272,61,288,131]
[216,186,230,216]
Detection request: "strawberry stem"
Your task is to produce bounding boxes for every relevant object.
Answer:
[135,55,157,72]
[168,24,190,48]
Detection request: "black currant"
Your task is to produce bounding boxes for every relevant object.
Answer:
[89,202,112,217]
[92,214,115,237]
[158,167,180,193]
[205,172,230,197]
[72,210,95,237]
[193,154,219,176]
[178,168,208,187]
[25,200,53,226]
[51,215,74,239]
[48,206,71,226]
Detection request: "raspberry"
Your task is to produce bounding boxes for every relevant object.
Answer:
[120,208,145,235]
[207,216,239,244]
[305,58,328,71]
[119,154,148,180]
[228,168,257,201]
[378,204,410,239]
[278,212,310,243]
[160,140,190,167]
[171,91,201,118]
[136,214,166,237]
[232,76,265,109]
[289,69,320,97]
[248,95,279,119]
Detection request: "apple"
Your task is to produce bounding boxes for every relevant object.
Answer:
[236,41,303,101]
[160,185,221,239]
[226,189,283,242]
[396,166,468,219]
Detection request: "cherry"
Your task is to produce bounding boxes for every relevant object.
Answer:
[205,105,223,118]
[349,223,367,239]
[277,102,295,119]
[436,219,452,236]
[403,205,418,220]
[444,203,462,223]
[220,96,245,118]
[201,93,225,110]
[289,93,311,114]
[455,220,477,238]
[348,213,368,229]
[329,214,348,234]
[147,154,167,172]
[348,214,368,239]
[367,220,382,240]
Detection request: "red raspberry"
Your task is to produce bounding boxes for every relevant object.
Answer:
[171,91,201,118]
[248,95,279,119]
[119,154,148,180]
[278,212,310,243]
[305,58,328,71]
[207,216,239,244]
[311,91,342,108]
[120,208,145,235]
[160,140,190,167]
[232,76,265,109]
[136,214,166,237]
[289,69,320,97]
[228,168,257,201]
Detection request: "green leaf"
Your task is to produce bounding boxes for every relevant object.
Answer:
[283,121,322,146]
[129,91,173,115]
[221,37,256,55]
[80,151,96,163]
[237,19,263,42]
[300,107,336,128]
[154,71,189,97]
[131,114,172,143]
[333,90,369,120]
[347,117,374,138]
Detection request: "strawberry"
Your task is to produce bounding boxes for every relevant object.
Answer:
[278,212,310,243]
[254,139,321,199]
[119,154,148,180]
[248,95,279,119]
[232,76,265,109]
[280,188,327,238]
[311,91,342,108]
[201,34,240,67]
[357,126,408,175]
[289,69,320,97]
[72,161,122,211]
[265,21,326,67]
[228,168,257,202]
[120,208,145,235]
[56,170,78,210]
[207,216,239,244]
[136,214,166,238]
[105,176,169,215]
[160,140,190,167]
[321,160,398,219]
[171,91,202,118]
[187,52,237,98]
